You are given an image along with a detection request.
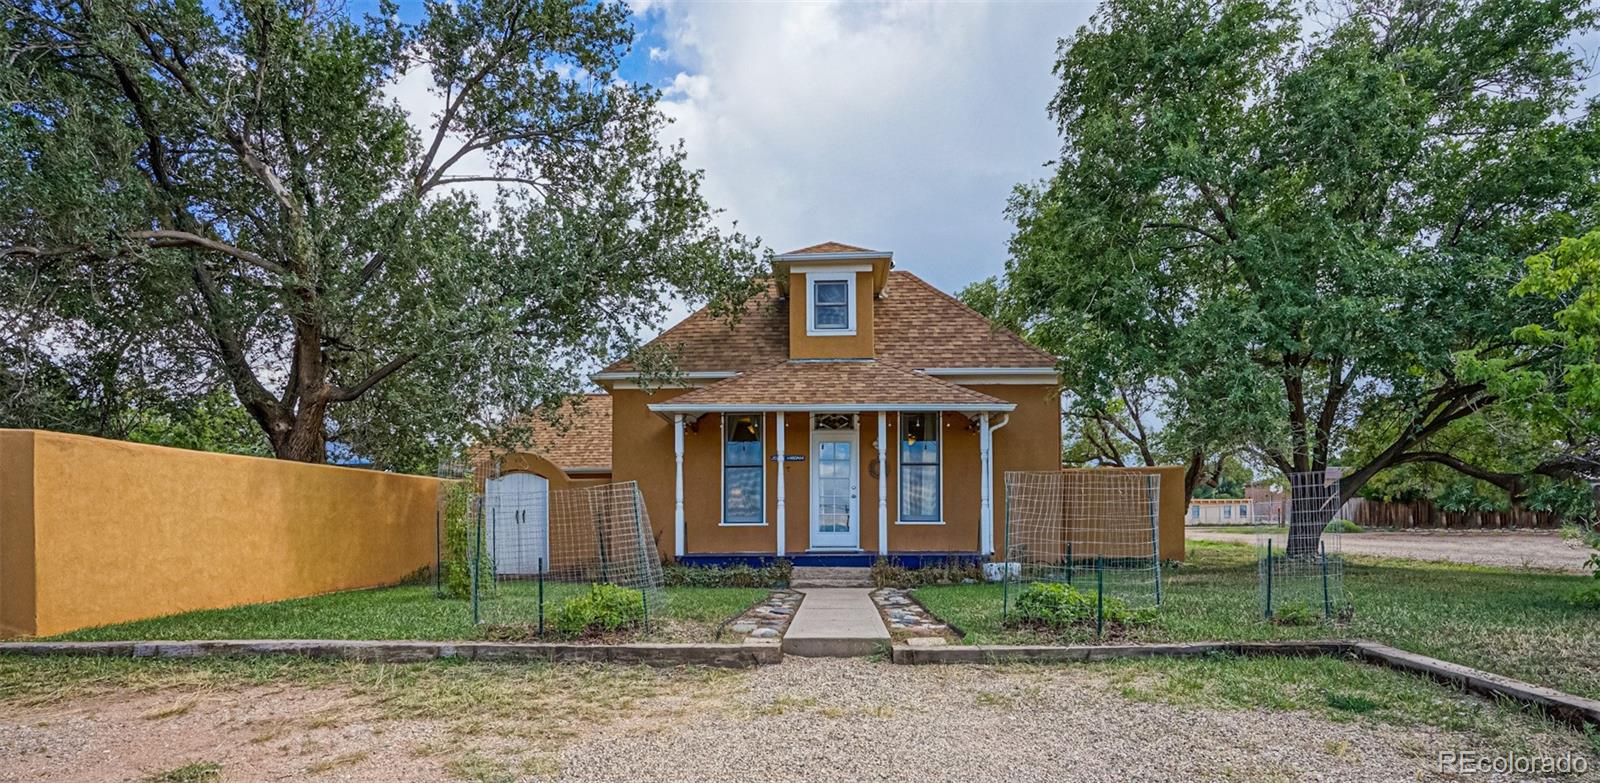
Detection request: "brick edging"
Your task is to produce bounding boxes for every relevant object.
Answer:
[0,638,783,668]
[890,638,1600,729]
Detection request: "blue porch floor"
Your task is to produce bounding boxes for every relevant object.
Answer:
[677,551,984,568]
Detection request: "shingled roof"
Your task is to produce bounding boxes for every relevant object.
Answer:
[653,361,1012,411]
[601,271,1055,374]
[507,394,612,470]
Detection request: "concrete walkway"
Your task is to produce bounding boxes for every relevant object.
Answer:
[782,588,890,657]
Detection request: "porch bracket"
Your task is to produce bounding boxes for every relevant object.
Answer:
[877,410,888,556]
[674,414,686,558]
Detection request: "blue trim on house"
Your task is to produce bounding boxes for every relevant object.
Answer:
[677,552,985,569]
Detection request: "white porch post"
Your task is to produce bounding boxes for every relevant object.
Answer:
[877,410,888,556]
[673,414,686,559]
[775,412,786,557]
[979,413,993,556]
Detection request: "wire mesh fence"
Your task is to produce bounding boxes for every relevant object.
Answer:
[1002,470,1164,632]
[469,479,665,635]
[1258,468,1348,621]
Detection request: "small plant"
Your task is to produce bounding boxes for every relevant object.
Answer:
[1324,518,1363,534]
[1567,582,1600,609]
[549,583,646,637]
[663,559,791,588]
[1324,692,1380,714]
[142,762,221,783]
[871,557,982,587]
[1272,600,1320,626]
[1010,581,1149,628]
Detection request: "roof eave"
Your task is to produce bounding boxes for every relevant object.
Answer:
[647,402,1016,415]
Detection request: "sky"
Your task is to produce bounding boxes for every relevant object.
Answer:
[378,0,1101,299]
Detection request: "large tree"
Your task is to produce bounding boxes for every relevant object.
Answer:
[998,0,1600,554]
[0,0,761,466]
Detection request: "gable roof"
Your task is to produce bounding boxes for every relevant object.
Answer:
[653,360,1012,412]
[784,241,878,254]
[508,394,612,470]
[601,271,1055,375]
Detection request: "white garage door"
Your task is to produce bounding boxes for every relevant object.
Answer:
[484,472,549,575]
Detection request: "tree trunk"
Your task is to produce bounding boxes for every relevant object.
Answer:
[1285,474,1342,557]
[272,415,327,462]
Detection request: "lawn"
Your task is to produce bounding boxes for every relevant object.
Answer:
[916,541,1600,699]
[50,584,769,643]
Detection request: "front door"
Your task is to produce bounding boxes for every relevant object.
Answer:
[810,428,860,549]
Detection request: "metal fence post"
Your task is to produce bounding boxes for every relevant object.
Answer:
[1148,475,1163,607]
[472,501,484,626]
[1095,555,1105,639]
[537,556,545,636]
[1263,540,1274,621]
[434,507,442,597]
[1320,540,1332,618]
[1001,477,1011,620]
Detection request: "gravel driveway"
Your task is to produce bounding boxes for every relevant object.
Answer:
[1187,529,1594,573]
[2,659,1591,782]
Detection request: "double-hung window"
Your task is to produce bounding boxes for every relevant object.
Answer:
[809,275,853,334]
[722,414,764,524]
[899,412,941,522]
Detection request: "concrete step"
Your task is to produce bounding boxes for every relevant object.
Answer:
[781,588,891,657]
[790,566,873,588]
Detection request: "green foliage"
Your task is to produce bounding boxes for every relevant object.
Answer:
[439,482,483,600]
[663,560,791,588]
[126,388,272,457]
[997,0,1600,514]
[1566,583,1600,609]
[1010,581,1150,628]
[1272,600,1319,627]
[0,0,763,466]
[1324,519,1363,534]
[870,558,982,588]
[549,584,645,637]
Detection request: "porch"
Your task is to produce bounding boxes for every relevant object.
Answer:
[645,360,1018,562]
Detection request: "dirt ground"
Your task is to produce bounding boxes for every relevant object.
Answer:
[1,658,1593,782]
[1187,529,1594,573]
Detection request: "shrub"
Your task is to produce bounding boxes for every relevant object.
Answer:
[1011,582,1152,627]
[1324,518,1364,534]
[550,584,646,636]
[1273,600,1319,626]
[870,557,982,587]
[439,481,491,599]
[663,559,791,588]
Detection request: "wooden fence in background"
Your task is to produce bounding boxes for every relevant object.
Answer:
[1344,498,1564,530]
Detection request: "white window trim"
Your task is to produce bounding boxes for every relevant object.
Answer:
[720,413,768,526]
[805,271,856,337]
[894,411,945,525]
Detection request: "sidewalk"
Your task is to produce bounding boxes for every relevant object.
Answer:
[781,588,890,657]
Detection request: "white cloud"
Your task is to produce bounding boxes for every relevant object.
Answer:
[648,45,670,62]
[644,1,1093,293]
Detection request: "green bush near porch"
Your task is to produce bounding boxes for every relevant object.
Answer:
[915,541,1600,700]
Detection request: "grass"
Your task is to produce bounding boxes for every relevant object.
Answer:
[141,761,221,783]
[916,541,1600,699]
[49,584,768,643]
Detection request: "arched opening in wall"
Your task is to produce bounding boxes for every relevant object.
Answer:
[485,471,549,575]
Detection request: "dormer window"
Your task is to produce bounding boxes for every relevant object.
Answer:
[807,273,855,336]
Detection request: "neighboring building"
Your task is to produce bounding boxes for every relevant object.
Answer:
[1187,497,1256,525]
[500,242,1066,565]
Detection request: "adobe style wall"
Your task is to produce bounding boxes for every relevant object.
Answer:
[0,430,438,637]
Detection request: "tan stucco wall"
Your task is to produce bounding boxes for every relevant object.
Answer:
[0,430,439,637]
[787,270,876,359]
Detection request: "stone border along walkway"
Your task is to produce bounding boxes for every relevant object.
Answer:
[719,589,803,641]
[870,588,958,643]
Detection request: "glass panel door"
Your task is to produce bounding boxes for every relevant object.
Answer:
[810,431,859,548]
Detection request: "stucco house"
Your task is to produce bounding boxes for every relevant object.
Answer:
[514,242,1063,566]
